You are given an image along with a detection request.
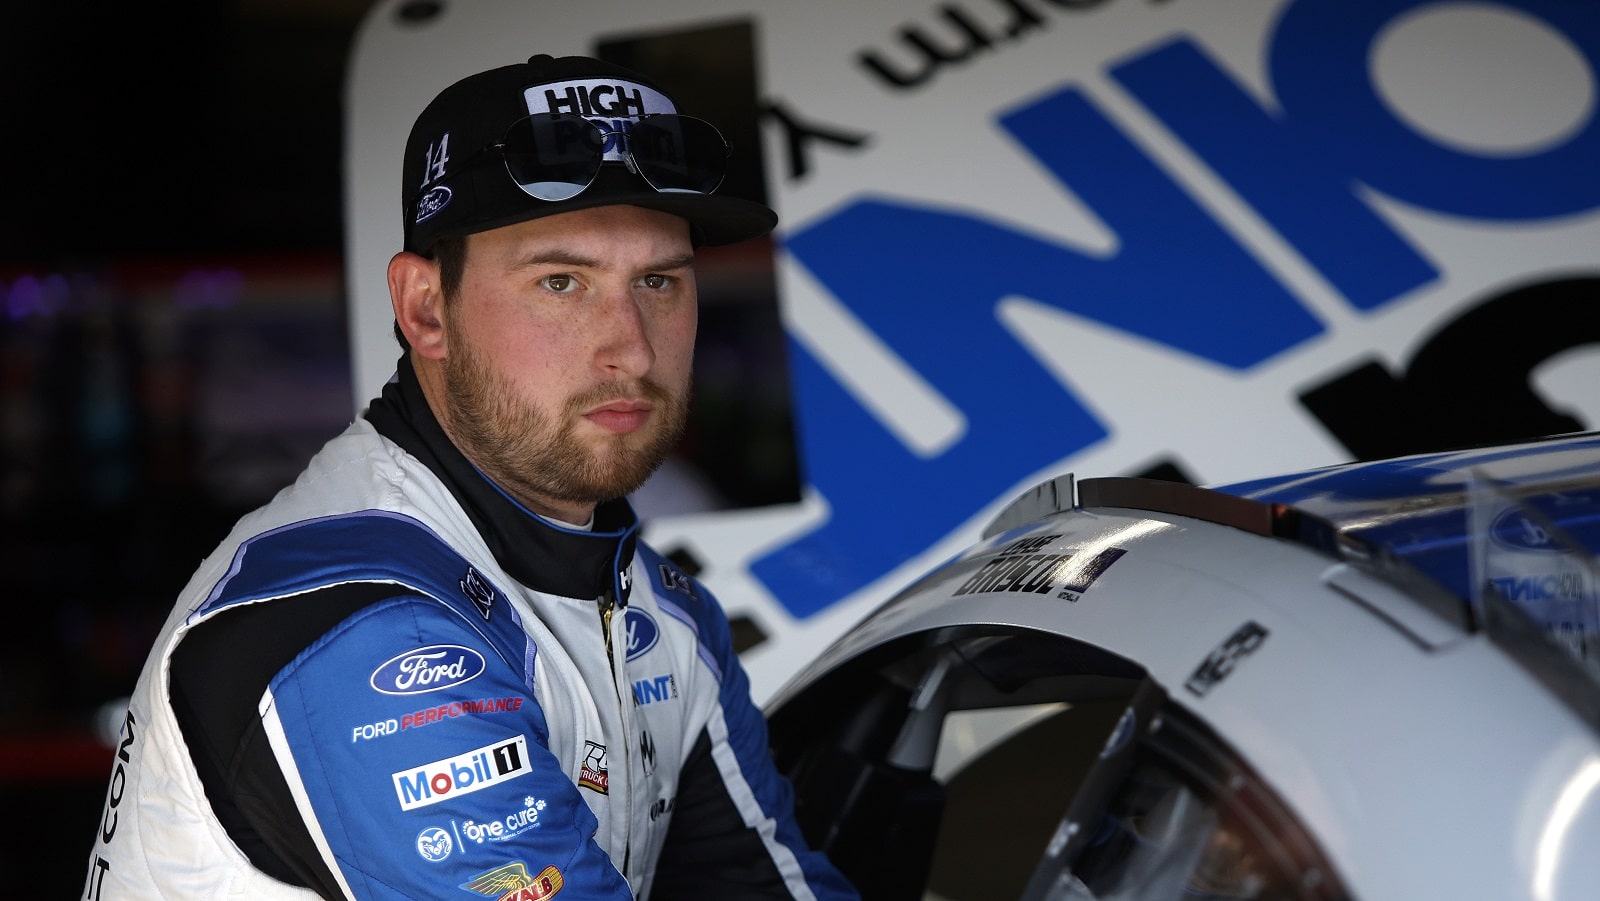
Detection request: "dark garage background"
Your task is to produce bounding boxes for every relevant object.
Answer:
[3,5,807,892]
[1,1,376,891]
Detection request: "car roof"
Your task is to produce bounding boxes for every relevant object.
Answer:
[982,430,1600,659]
[1212,429,1600,606]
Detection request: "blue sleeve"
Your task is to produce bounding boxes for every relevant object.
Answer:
[263,595,631,900]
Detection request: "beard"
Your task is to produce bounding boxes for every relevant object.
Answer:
[440,331,689,511]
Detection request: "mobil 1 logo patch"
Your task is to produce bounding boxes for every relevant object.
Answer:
[392,735,530,811]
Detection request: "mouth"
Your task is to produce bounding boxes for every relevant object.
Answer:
[583,399,653,435]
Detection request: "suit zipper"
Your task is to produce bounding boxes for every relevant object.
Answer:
[598,587,616,668]
[597,585,633,878]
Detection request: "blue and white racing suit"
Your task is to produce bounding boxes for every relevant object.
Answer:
[83,357,857,901]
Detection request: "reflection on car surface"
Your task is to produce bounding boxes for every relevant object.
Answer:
[767,431,1600,900]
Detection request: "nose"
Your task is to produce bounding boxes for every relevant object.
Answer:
[594,288,655,379]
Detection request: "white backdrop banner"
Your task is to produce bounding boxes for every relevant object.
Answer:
[345,0,1600,700]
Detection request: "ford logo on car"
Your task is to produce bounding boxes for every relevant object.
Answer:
[1490,507,1564,553]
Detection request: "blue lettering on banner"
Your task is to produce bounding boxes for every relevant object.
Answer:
[756,0,1600,618]
[1111,38,1438,310]
[1267,0,1600,221]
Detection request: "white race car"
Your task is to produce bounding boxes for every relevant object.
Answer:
[765,431,1600,900]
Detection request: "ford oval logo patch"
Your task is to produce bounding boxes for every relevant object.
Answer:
[370,644,486,695]
[1490,507,1563,553]
[415,185,452,223]
[624,609,659,661]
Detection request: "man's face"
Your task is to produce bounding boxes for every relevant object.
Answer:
[438,204,697,521]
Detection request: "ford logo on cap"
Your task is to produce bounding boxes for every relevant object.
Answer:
[371,644,486,695]
[624,609,659,661]
[415,185,453,223]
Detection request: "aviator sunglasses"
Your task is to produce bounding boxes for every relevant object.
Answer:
[433,112,731,202]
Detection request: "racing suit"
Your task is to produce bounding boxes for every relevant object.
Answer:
[83,356,857,901]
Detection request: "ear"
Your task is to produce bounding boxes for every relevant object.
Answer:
[389,251,448,360]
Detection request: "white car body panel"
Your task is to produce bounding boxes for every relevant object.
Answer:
[767,433,1600,898]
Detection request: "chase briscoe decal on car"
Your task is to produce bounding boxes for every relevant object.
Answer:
[1186,621,1270,697]
[370,644,486,695]
[461,862,565,900]
[392,735,531,811]
[953,534,1126,601]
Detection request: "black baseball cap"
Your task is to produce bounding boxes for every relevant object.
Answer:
[401,54,778,254]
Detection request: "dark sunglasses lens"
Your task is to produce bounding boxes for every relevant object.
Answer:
[627,116,729,194]
[501,114,604,201]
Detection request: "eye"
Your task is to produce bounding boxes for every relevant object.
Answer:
[541,274,576,293]
[640,274,671,290]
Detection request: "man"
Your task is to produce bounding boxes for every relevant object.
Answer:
[83,53,858,901]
